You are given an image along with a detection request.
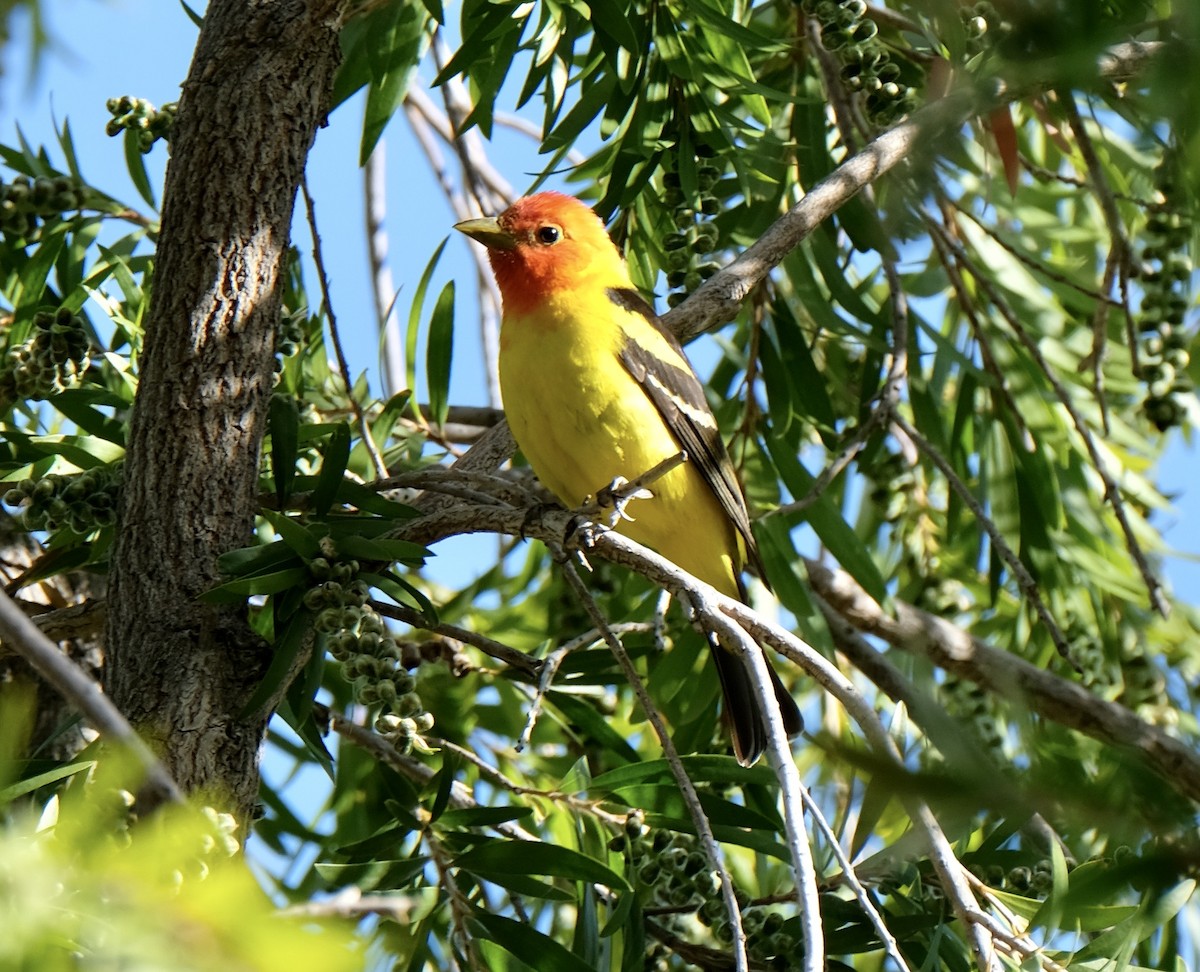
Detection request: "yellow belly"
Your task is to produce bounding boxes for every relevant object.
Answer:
[499,301,741,596]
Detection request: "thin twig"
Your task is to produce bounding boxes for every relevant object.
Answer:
[925,211,1168,617]
[927,199,1035,450]
[301,178,390,480]
[797,772,911,972]
[701,605,824,972]
[327,707,539,842]
[369,599,541,677]
[516,621,655,751]
[402,497,1000,968]
[950,200,1121,309]
[892,411,1074,663]
[556,555,752,972]
[804,556,1200,804]
[0,588,183,806]
[659,41,1162,345]
[426,826,485,971]
[1058,91,1134,436]
[775,242,909,518]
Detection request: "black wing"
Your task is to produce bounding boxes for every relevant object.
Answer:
[608,287,766,584]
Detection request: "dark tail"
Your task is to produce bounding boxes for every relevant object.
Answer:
[710,641,803,767]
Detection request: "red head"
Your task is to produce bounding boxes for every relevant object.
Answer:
[455,192,631,315]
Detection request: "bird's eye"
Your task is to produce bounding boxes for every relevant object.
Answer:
[536,225,561,245]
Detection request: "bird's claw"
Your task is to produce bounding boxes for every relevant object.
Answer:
[588,476,655,529]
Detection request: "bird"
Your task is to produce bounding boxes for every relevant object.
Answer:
[455,191,801,765]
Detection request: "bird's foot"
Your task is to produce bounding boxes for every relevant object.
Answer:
[586,475,656,529]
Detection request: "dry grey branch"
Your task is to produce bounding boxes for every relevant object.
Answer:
[0,589,183,806]
[805,556,1200,804]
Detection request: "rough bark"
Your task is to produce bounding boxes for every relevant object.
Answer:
[105,0,345,821]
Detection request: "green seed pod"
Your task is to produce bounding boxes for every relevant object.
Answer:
[821,26,850,51]
[636,861,660,885]
[394,691,422,717]
[665,248,690,271]
[851,19,878,43]
[672,208,695,230]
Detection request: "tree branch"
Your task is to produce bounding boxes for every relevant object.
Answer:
[0,589,182,806]
[804,556,1200,803]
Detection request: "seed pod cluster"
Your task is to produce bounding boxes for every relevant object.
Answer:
[940,675,1005,756]
[961,1,1002,57]
[801,0,918,126]
[661,143,724,309]
[971,859,1058,898]
[3,461,121,535]
[0,307,91,410]
[105,95,178,153]
[1136,152,1193,432]
[0,174,88,239]
[302,554,434,751]
[611,809,796,965]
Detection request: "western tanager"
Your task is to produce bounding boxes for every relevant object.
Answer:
[455,191,800,765]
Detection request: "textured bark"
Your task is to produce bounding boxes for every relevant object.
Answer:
[105,0,344,821]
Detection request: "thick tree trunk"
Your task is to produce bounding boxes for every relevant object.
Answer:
[105,0,344,821]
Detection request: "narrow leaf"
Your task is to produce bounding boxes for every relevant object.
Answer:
[425,280,455,428]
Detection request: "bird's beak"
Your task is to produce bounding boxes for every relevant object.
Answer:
[453,216,517,251]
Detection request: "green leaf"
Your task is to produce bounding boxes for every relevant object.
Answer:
[765,434,888,603]
[437,805,534,829]
[585,0,639,54]
[240,610,313,719]
[269,394,300,505]
[406,237,449,416]
[334,534,428,565]
[178,0,204,28]
[48,388,129,444]
[768,300,837,438]
[330,479,420,519]
[358,4,430,162]
[426,748,459,824]
[754,516,819,628]
[217,539,298,579]
[13,222,67,324]
[546,691,641,764]
[260,510,322,561]
[277,696,334,779]
[587,755,774,793]
[202,566,308,603]
[425,280,455,428]
[122,129,156,209]
[312,424,351,516]
[455,840,630,893]
[0,760,95,803]
[543,67,616,152]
